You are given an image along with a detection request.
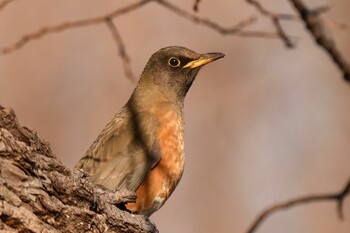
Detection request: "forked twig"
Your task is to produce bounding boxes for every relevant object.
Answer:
[156,0,283,39]
[328,20,350,32]
[0,0,151,55]
[246,0,298,47]
[0,0,294,82]
[289,0,350,81]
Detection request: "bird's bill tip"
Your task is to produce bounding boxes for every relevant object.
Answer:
[183,52,225,69]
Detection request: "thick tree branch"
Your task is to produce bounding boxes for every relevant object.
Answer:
[289,0,350,81]
[0,105,157,232]
[1,102,348,232]
[246,178,350,233]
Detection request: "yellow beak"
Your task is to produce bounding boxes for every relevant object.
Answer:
[183,52,225,69]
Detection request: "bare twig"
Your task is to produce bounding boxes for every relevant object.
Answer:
[193,0,201,12]
[246,0,298,47]
[156,0,287,39]
[247,0,297,20]
[1,0,296,56]
[0,0,295,85]
[235,30,296,41]
[289,0,350,81]
[246,178,350,233]
[0,0,151,54]
[156,0,256,34]
[0,0,16,11]
[105,18,137,83]
[272,17,295,47]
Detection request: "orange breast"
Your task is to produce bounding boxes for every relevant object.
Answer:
[126,110,185,216]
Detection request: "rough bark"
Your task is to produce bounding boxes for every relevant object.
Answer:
[0,105,158,233]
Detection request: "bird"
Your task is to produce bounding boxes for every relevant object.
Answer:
[76,46,224,216]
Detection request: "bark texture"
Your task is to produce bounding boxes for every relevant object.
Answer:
[0,105,157,233]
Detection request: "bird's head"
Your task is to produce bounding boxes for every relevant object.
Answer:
[135,46,224,103]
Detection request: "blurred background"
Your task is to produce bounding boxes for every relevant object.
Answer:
[1,0,349,232]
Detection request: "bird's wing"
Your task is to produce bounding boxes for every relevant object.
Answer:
[76,106,161,191]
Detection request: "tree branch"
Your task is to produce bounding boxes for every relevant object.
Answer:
[0,0,295,83]
[246,0,298,47]
[1,0,295,57]
[246,178,350,233]
[193,0,201,12]
[0,0,151,55]
[1,2,349,232]
[0,105,157,232]
[289,0,350,81]
[0,0,16,11]
[156,0,283,39]
[105,18,137,83]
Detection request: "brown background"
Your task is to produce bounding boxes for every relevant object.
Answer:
[1,0,349,232]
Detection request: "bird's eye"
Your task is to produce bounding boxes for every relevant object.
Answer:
[168,57,181,67]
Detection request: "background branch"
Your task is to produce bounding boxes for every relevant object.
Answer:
[156,0,285,39]
[246,0,298,47]
[193,0,201,12]
[289,0,350,81]
[0,0,290,82]
[0,0,294,56]
[0,0,16,11]
[105,18,137,83]
[247,178,350,233]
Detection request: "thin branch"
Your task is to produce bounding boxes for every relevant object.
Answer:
[246,0,298,48]
[0,0,151,54]
[289,0,350,81]
[193,0,201,12]
[1,0,296,55]
[156,0,256,34]
[247,0,297,20]
[156,0,288,40]
[0,0,16,11]
[105,18,137,83]
[246,178,350,233]
[272,17,295,47]
[336,178,350,219]
[236,30,296,41]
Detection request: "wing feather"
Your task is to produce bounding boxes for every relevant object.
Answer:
[76,106,161,191]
